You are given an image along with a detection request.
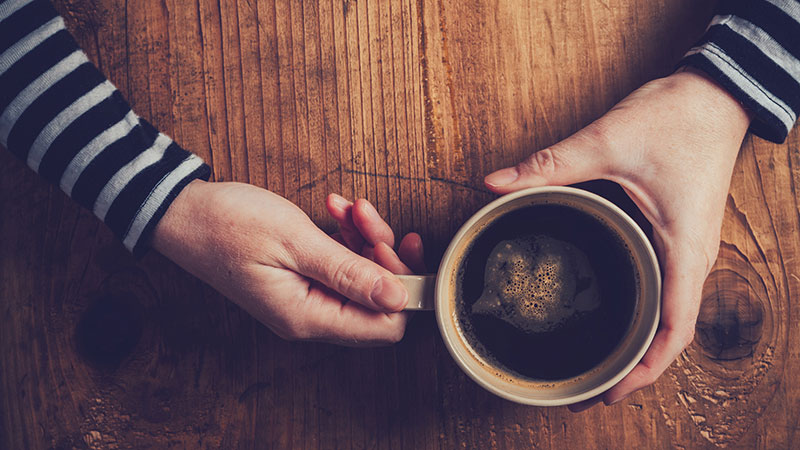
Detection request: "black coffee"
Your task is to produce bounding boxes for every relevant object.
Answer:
[455,204,638,381]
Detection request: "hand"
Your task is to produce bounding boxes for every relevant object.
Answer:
[152,180,413,346]
[325,193,425,275]
[484,68,751,410]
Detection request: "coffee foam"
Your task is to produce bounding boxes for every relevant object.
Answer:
[471,235,600,333]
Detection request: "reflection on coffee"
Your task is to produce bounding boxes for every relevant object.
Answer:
[455,204,638,381]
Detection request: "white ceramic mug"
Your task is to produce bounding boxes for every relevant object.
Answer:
[397,186,660,406]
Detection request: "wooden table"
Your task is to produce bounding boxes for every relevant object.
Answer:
[2,0,799,448]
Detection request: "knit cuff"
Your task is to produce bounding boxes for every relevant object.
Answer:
[678,1,800,143]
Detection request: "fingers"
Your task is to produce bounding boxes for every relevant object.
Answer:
[278,282,409,346]
[351,198,395,247]
[397,233,426,273]
[309,285,409,346]
[327,194,426,273]
[326,194,366,252]
[327,194,396,249]
[372,235,427,275]
[568,396,603,413]
[602,244,704,405]
[484,127,610,194]
[291,231,409,312]
[316,301,409,346]
[601,324,694,405]
[374,242,414,275]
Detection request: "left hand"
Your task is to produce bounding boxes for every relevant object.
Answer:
[483,68,751,410]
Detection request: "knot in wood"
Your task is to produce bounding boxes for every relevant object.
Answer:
[75,292,144,369]
[695,287,763,361]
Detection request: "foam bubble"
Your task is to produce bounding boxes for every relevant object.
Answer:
[471,235,600,333]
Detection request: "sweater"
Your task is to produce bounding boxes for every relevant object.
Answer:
[680,0,800,142]
[0,0,210,255]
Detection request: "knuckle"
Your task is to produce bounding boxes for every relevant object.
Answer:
[579,120,614,155]
[281,233,314,265]
[520,148,559,177]
[330,257,364,294]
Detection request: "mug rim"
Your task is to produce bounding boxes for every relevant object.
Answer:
[434,186,661,406]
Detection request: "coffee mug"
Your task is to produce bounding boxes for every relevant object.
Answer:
[397,186,660,406]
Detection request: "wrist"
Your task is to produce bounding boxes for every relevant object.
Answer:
[670,66,752,137]
[152,178,207,255]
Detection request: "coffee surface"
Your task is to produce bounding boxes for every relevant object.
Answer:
[455,204,637,381]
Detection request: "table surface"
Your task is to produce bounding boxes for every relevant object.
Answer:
[2,0,799,448]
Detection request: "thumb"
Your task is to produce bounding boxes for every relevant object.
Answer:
[290,232,409,312]
[484,128,610,194]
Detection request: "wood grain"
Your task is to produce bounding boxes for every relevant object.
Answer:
[1,0,799,448]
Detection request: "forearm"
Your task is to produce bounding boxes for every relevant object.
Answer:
[0,0,210,254]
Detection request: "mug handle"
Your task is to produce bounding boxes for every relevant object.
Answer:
[397,275,436,310]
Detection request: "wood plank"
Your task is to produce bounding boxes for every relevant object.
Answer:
[1,0,799,448]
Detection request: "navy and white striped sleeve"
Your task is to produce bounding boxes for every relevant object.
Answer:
[0,0,211,255]
[679,0,800,143]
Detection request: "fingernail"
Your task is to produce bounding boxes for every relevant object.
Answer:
[370,277,408,311]
[485,167,519,187]
[362,200,381,219]
[330,193,351,210]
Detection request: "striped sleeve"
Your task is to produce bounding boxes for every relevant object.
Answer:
[0,0,211,255]
[679,0,800,143]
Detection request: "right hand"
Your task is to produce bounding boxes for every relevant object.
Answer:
[325,193,426,275]
[152,180,417,346]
